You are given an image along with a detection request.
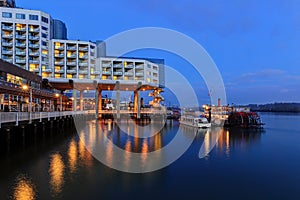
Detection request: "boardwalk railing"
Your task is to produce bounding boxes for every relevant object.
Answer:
[0,110,95,127]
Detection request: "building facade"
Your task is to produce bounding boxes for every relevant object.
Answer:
[0,3,164,88]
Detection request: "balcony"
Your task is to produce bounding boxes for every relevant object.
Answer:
[135,65,144,69]
[15,35,26,40]
[135,72,144,77]
[15,51,26,56]
[29,28,40,32]
[67,54,76,58]
[67,70,77,74]
[2,34,13,39]
[29,44,39,49]
[29,36,39,41]
[91,71,100,75]
[3,58,13,63]
[15,43,26,48]
[2,42,13,47]
[124,72,133,76]
[55,69,65,73]
[113,64,123,68]
[78,70,88,75]
[126,64,134,68]
[102,63,111,67]
[2,26,13,31]
[55,61,64,66]
[67,61,76,66]
[54,54,64,58]
[43,68,52,73]
[102,71,111,75]
[16,27,26,32]
[113,71,123,76]
[78,47,88,51]
[2,50,13,55]
[78,62,88,67]
[67,46,76,51]
[79,55,88,59]
[29,52,39,56]
[29,60,39,64]
[15,59,26,64]
[32,68,40,73]
[55,46,64,50]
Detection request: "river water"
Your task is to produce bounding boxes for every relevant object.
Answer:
[0,112,300,200]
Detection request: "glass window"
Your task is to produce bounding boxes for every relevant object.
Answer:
[41,26,48,31]
[16,13,25,19]
[41,16,48,24]
[29,14,39,20]
[2,12,12,18]
[42,33,47,38]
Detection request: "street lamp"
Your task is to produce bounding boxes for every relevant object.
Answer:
[55,93,62,111]
[22,84,32,123]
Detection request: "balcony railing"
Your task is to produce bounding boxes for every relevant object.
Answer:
[43,68,52,72]
[2,34,13,39]
[55,61,64,65]
[3,58,13,63]
[55,69,65,73]
[79,62,88,67]
[15,51,26,56]
[102,71,111,75]
[29,28,40,32]
[2,50,13,55]
[91,71,100,75]
[55,46,64,50]
[15,35,26,40]
[15,59,26,64]
[2,26,13,30]
[126,64,134,68]
[102,63,111,67]
[113,64,123,68]
[67,69,77,74]
[16,27,26,32]
[135,72,144,77]
[78,70,88,74]
[54,54,64,58]
[67,54,76,58]
[124,72,134,76]
[29,52,39,56]
[79,55,88,59]
[67,62,76,66]
[67,46,76,51]
[2,42,13,47]
[78,47,88,51]
[135,65,144,69]
[29,36,39,41]
[29,60,39,64]
[29,44,39,48]
[113,71,123,76]
[16,43,26,48]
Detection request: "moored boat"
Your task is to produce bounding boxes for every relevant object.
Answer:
[179,115,211,128]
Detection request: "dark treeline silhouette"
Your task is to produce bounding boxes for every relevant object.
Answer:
[247,103,300,112]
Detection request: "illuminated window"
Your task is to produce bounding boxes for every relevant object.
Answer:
[147,78,151,82]
[124,61,127,67]
[79,52,84,57]
[67,74,72,78]
[90,75,95,79]
[55,74,61,78]
[67,51,72,57]
[113,76,117,80]
[124,76,128,80]
[79,74,84,79]
[16,23,25,30]
[42,72,49,77]
[55,66,60,71]
[102,75,107,80]
[42,50,48,55]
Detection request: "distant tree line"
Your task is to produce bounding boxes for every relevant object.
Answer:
[248,103,300,112]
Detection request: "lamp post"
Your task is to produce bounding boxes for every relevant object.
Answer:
[55,93,62,111]
[22,84,32,123]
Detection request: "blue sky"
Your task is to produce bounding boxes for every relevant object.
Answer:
[18,0,300,105]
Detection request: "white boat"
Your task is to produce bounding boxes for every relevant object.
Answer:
[179,115,211,128]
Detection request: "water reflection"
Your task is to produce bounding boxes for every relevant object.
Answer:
[49,153,65,197]
[68,139,78,173]
[12,175,36,200]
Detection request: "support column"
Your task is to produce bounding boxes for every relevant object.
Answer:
[116,83,120,119]
[80,90,83,111]
[72,89,77,112]
[134,90,140,119]
[96,89,102,119]
[8,94,11,111]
